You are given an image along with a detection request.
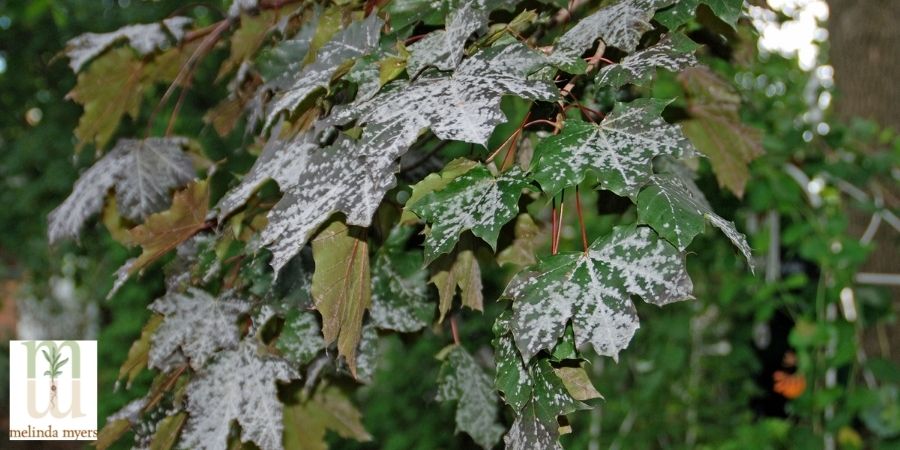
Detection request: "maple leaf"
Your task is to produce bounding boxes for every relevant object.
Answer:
[310,219,371,377]
[497,213,541,267]
[436,345,505,449]
[64,17,192,73]
[126,179,211,276]
[148,288,252,371]
[637,173,754,268]
[330,42,558,150]
[551,0,675,72]
[503,402,563,450]
[48,137,196,243]
[260,136,398,273]
[679,66,763,198]
[181,340,299,450]
[655,0,743,29]
[67,43,196,149]
[218,10,279,80]
[283,383,372,450]
[401,157,479,224]
[409,164,530,261]
[532,98,695,198]
[216,123,322,219]
[370,226,434,332]
[493,313,593,415]
[596,34,699,88]
[506,226,693,360]
[265,15,383,128]
[430,243,484,322]
[276,310,325,366]
[405,0,516,76]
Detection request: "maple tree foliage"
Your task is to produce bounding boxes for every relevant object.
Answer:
[49,0,761,448]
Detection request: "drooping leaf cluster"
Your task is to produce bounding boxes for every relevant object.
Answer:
[50,0,761,448]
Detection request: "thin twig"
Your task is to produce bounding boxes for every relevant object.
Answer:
[575,185,588,254]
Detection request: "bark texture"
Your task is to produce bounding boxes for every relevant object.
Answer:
[827,0,899,363]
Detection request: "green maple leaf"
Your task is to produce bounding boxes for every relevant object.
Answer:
[506,226,693,360]
[532,98,696,198]
[409,164,530,262]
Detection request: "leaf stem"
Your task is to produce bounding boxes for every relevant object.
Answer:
[575,185,589,254]
[551,198,559,255]
[554,190,566,253]
[450,315,461,345]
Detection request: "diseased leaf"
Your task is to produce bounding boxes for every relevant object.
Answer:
[331,42,558,151]
[283,383,372,450]
[370,226,434,332]
[276,310,325,366]
[503,402,563,450]
[350,322,379,384]
[596,34,698,88]
[655,0,743,29]
[493,327,532,410]
[554,366,602,401]
[260,136,397,273]
[679,66,763,198]
[401,158,479,224]
[436,345,505,449]
[216,123,322,219]
[551,0,675,72]
[506,226,693,360]
[48,137,196,243]
[530,358,588,424]
[532,98,695,198]
[405,0,515,76]
[430,243,484,322]
[126,180,210,276]
[310,219,371,377]
[410,164,530,261]
[497,213,540,267]
[64,17,192,73]
[265,15,383,127]
[148,288,252,371]
[181,340,298,450]
[638,173,754,268]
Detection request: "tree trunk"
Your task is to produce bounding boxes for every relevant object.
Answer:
[827,0,900,363]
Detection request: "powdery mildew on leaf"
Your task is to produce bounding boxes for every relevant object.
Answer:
[48,137,195,243]
[596,34,698,88]
[503,403,562,450]
[507,226,693,360]
[406,1,485,76]
[370,227,434,332]
[276,310,324,366]
[436,346,505,449]
[265,15,383,128]
[492,312,532,411]
[260,136,398,273]
[552,0,674,70]
[228,0,260,18]
[410,164,530,261]
[331,43,558,150]
[181,340,298,450]
[532,98,695,198]
[529,358,587,423]
[216,124,319,218]
[148,288,252,371]
[638,174,754,268]
[65,17,192,73]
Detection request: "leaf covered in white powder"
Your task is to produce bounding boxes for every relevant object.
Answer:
[596,34,699,88]
[65,17,193,73]
[532,98,695,198]
[506,226,693,360]
[148,288,252,371]
[436,345,505,449]
[48,137,196,243]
